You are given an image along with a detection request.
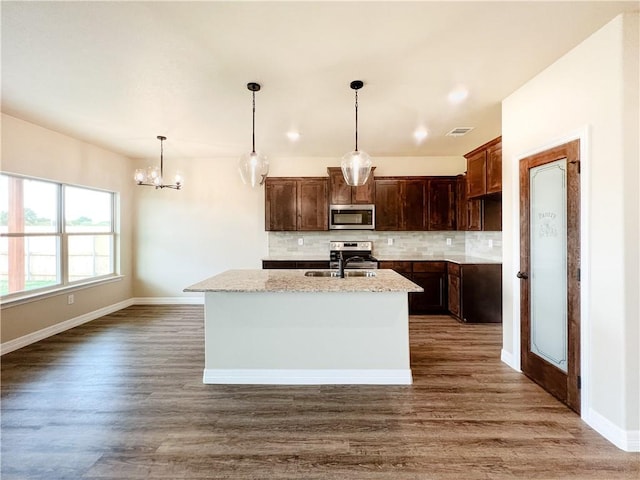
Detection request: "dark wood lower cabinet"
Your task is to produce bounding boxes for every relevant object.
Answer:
[379,261,447,315]
[410,262,447,314]
[447,263,461,318]
[264,259,501,322]
[448,263,502,323]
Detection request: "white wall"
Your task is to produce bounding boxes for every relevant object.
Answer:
[502,13,639,450]
[133,154,466,299]
[0,114,135,343]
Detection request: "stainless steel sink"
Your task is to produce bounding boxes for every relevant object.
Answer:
[344,270,376,277]
[304,271,336,277]
[304,270,376,278]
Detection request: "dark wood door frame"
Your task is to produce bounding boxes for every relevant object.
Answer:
[519,139,581,413]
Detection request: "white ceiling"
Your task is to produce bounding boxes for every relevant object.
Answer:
[2,1,637,161]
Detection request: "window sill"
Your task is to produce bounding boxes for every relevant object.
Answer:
[1,275,125,309]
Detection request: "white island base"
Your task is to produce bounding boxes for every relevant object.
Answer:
[203,290,412,385]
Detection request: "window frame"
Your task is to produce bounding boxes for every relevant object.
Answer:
[1,173,120,305]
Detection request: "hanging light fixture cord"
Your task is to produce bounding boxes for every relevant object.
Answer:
[252,89,256,154]
[354,89,359,152]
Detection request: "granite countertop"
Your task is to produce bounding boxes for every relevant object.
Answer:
[375,254,502,264]
[184,269,423,293]
[263,255,501,264]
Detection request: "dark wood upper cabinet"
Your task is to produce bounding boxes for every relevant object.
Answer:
[376,176,457,231]
[465,136,502,199]
[466,149,487,199]
[265,177,327,231]
[374,178,424,231]
[298,178,328,231]
[374,179,402,230]
[327,167,375,205]
[427,178,457,231]
[265,178,297,231]
[486,142,502,195]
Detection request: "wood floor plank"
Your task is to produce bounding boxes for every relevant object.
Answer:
[2,306,638,479]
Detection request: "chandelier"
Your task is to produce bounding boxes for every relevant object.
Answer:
[134,136,182,190]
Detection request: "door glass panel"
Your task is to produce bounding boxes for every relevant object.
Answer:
[530,159,568,372]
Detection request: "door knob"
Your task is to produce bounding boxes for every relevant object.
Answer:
[517,271,529,279]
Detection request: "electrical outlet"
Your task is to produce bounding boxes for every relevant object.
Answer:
[387,238,394,246]
[297,237,304,246]
[446,238,452,246]
[488,239,493,248]
[67,294,74,305]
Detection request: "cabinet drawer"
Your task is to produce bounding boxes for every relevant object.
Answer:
[379,261,412,273]
[447,262,461,276]
[412,261,446,273]
[296,261,330,269]
[262,261,297,269]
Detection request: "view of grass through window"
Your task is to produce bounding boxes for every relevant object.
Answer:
[0,174,116,297]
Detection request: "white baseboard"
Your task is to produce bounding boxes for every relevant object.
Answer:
[1,298,135,355]
[132,296,204,305]
[203,368,413,385]
[500,348,521,371]
[585,407,640,452]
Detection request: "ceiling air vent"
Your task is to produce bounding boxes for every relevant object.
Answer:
[446,127,474,137]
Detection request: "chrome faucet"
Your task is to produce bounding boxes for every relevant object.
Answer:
[338,252,365,278]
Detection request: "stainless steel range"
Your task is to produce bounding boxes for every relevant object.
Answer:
[329,241,378,270]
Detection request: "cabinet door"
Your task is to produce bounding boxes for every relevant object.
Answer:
[410,262,447,314]
[486,141,502,195]
[460,264,502,323]
[448,273,461,318]
[410,272,447,313]
[427,178,456,230]
[374,180,402,230]
[298,178,328,231]
[352,176,376,204]
[265,179,297,231]
[466,150,487,199]
[402,179,426,231]
[327,168,352,204]
[456,175,468,231]
[467,198,483,231]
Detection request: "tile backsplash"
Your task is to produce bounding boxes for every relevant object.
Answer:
[268,231,502,261]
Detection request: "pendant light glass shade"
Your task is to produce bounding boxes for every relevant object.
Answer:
[239,82,269,187]
[342,80,372,187]
[341,150,372,186]
[239,150,269,188]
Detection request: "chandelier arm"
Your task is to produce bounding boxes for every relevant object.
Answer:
[159,137,164,179]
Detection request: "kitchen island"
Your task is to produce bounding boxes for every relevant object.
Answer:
[184,269,422,385]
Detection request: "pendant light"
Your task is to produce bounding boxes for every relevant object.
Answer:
[239,82,269,187]
[134,136,182,190]
[341,80,373,187]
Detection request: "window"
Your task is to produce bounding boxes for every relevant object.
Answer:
[0,174,118,300]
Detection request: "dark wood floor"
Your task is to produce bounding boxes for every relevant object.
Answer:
[2,305,638,479]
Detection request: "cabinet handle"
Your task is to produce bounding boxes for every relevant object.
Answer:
[516,271,528,279]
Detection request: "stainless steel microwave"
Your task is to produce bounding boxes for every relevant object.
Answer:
[329,204,375,230]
